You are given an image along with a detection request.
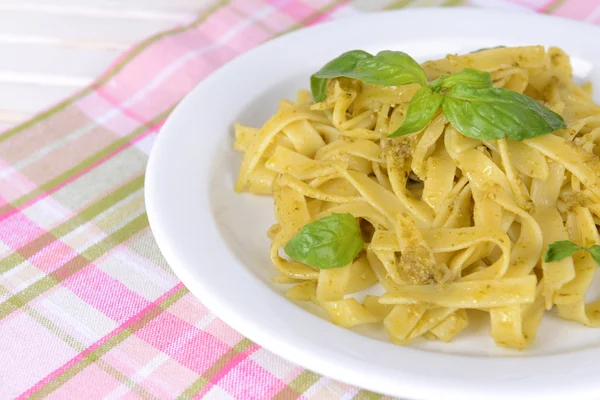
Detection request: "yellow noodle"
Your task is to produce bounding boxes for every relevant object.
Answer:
[265,146,347,180]
[384,304,428,344]
[364,295,394,320]
[322,299,379,327]
[379,276,537,308]
[428,309,469,342]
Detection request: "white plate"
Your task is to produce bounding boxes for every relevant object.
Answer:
[145,8,600,400]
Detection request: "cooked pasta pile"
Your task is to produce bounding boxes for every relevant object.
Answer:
[233,46,600,349]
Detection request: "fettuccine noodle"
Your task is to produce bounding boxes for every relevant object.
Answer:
[233,46,600,349]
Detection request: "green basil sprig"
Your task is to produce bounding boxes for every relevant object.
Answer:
[312,49,566,141]
[284,213,364,269]
[311,50,427,102]
[392,68,565,139]
[389,87,444,138]
[442,85,566,140]
[544,240,600,266]
[429,68,492,91]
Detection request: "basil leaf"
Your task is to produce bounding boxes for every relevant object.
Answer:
[429,68,493,91]
[545,241,600,267]
[310,50,372,102]
[544,240,581,263]
[311,50,373,79]
[587,245,600,266]
[443,86,566,141]
[388,87,444,137]
[311,50,427,101]
[310,76,329,103]
[284,213,364,269]
[350,50,427,87]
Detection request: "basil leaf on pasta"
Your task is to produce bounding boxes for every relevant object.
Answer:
[443,85,566,141]
[544,241,600,267]
[586,245,600,266]
[350,50,427,86]
[284,213,364,269]
[311,50,426,101]
[310,76,329,103]
[310,50,372,102]
[388,87,444,137]
[430,68,493,91]
[544,241,582,263]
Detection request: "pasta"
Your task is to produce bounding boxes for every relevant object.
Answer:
[233,45,600,349]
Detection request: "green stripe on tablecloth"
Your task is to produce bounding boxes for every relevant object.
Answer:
[542,0,566,13]
[386,0,468,8]
[0,174,145,275]
[0,107,172,213]
[178,338,255,398]
[289,370,322,393]
[27,285,189,399]
[21,302,156,400]
[270,368,323,400]
[178,377,209,400]
[0,213,149,319]
[442,0,467,6]
[0,0,229,144]
[386,0,414,9]
[272,385,302,400]
[354,389,384,400]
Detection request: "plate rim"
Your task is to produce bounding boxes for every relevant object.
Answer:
[145,7,600,400]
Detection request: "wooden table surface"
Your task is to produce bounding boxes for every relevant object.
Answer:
[0,0,217,131]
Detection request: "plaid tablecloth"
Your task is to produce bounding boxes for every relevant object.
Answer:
[1,0,599,399]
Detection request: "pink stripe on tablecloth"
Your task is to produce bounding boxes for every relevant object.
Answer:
[0,121,160,225]
[551,0,600,17]
[16,282,184,399]
[195,343,262,398]
[29,240,79,274]
[306,2,347,25]
[0,212,46,249]
[62,266,151,323]
[0,159,36,204]
[95,87,151,127]
[533,0,556,11]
